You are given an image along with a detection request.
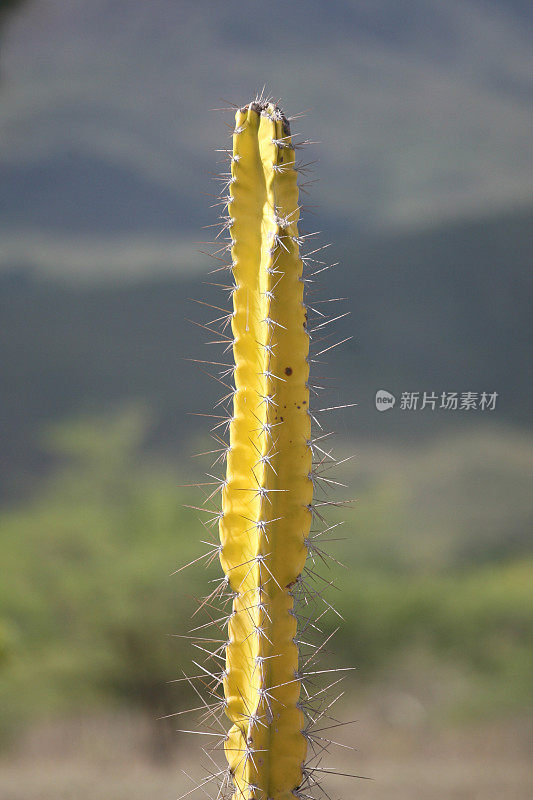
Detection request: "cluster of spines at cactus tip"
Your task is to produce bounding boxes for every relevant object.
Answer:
[176,92,359,800]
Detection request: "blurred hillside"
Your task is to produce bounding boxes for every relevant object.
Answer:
[1,0,531,501]
[1,203,531,499]
[1,0,533,258]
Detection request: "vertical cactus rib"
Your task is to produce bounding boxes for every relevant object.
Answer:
[220,101,312,800]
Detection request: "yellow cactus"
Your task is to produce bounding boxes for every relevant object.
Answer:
[184,97,352,800]
[219,101,311,800]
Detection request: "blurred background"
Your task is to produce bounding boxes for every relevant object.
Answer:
[0,1,532,798]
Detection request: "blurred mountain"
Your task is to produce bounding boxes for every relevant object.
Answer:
[1,1,531,497]
[1,202,531,498]
[0,152,202,234]
[1,0,532,270]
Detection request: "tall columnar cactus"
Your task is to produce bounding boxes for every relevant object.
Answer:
[185,97,352,800]
[220,101,311,800]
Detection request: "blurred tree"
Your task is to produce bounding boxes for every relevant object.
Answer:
[0,405,205,758]
[0,619,16,667]
[0,406,531,751]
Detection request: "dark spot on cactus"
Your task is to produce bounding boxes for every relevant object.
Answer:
[297,406,301,409]
[303,400,307,404]
[285,366,293,376]
[280,416,284,421]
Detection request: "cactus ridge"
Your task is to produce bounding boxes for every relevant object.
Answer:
[181,94,354,800]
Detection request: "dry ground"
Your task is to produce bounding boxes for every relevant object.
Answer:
[0,709,531,800]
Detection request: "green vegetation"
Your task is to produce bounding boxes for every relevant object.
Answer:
[0,409,531,749]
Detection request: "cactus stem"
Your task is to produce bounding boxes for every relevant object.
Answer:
[181,97,355,800]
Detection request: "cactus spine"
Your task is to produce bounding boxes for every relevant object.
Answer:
[220,101,311,800]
